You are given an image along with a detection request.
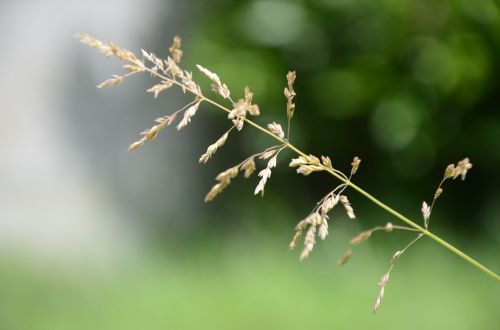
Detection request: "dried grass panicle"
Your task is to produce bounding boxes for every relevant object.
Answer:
[288,153,361,260]
[337,249,353,266]
[339,195,355,219]
[79,33,492,313]
[321,155,333,169]
[421,201,431,227]
[284,71,296,120]
[289,155,325,176]
[267,122,285,139]
[77,33,140,64]
[97,74,124,89]
[254,151,281,196]
[288,154,343,178]
[349,222,396,246]
[259,146,280,160]
[288,230,302,250]
[320,194,339,215]
[240,157,256,178]
[300,226,316,261]
[205,166,239,202]
[169,35,182,63]
[284,70,296,138]
[147,81,174,98]
[197,65,231,100]
[318,215,329,240]
[199,129,231,164]
[177,100,202,130]
[288,217,308,250]
[229,87,260,119]
[128,114,177,151]
[444,164,455,179]
[350,230,372,245]
[374,273,390,313]
[79,34,210,150]
[422,158,473,229]
[227,87,260,130]
[289,157,359,260]
[454,157,473,180]
[299,212,320,261]
[351,156,361,175]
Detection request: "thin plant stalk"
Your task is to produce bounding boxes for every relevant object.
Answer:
[142,66,499,282]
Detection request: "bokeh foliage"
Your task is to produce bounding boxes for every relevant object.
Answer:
[171,0,500,239]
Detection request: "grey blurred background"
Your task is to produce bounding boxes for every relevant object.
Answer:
[0,0,196,262]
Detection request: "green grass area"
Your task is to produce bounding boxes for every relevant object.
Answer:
[0,232,497,330]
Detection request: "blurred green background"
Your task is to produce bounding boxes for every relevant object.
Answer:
[0,0,499,329]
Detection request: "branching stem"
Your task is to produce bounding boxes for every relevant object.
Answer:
[143,66,500,281]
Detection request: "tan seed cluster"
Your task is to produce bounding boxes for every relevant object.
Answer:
[267,122,285,139]
[374,273,389,313]
[196,65,231,99]
[241,157,256,178]
[128,114,177,151]
[453,158,473,180]
[254,149,282,196]
[77,33,141,64]
[350,230,372,245]
[442,158,473,181]
[96,75,124,89]
[289,154,324,176]
[205,166,239,202]
[337,249,353,266]
[147,81,174,98]
[288,152,360,260]
[424,158,473,228]
[228,87,260,130]
[284,71,296,121]
[351,156,361,175]
[177,100,202,130]
[169,35,182,63]
[199,130,230,164]
[339,195,355,219]
[288,212,325,261]
[421,201,431,227]
[321,155,333,169]
[289,188,357,260]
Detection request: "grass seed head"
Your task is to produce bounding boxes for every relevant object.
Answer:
[267,122,285,139]
[350,230,372,245]
[169,35,182,63]
[337,249,353,266]
[199,131,229,164]
[453,158,472,180]
[351,156,361,175]
[421,201,431,224]
[240,157,256,178]
[374,273,390,313]
[339,195,355,219]
[177,100,202,130]
[197,64,231,99]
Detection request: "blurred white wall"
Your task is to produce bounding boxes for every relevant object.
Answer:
[0,0,197,265]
